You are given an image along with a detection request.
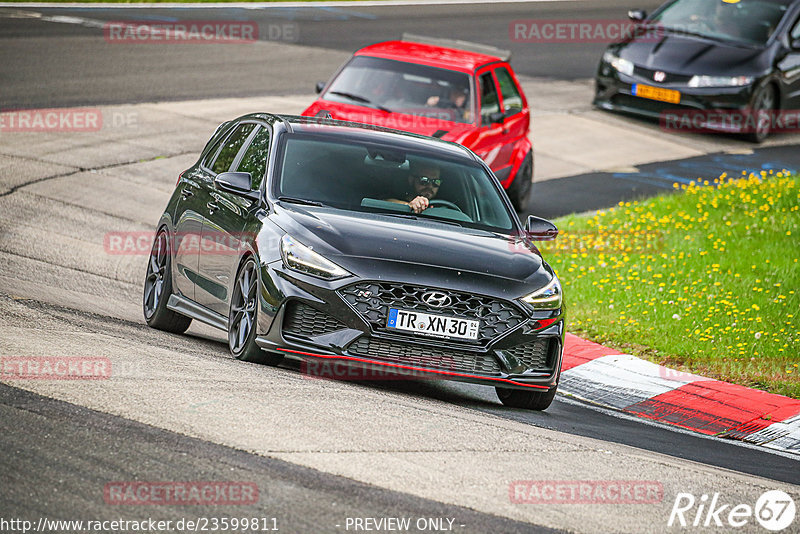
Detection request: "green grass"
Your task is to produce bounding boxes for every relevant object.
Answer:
[539,171,800,398]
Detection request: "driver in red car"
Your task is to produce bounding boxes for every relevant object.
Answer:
[426,84,471,122]
[386,161,442,213]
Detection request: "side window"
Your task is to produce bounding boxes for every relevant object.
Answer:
[792,17,800,39]
[479,72,500,125]
[210,123,256,175]
[495,68,523,114]
[201,126,232,169]
[234,126,271,189]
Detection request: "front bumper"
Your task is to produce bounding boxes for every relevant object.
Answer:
[594,69,758,134]
[254,262,564,391]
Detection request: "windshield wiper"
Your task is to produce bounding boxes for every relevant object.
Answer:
[277,196,324,207]
[329,90,371,103]
[328,91,392,113]
[423,217,464,228]
[382,212,464,227]
[379,212,418,219]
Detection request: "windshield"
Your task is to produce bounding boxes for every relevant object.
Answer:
[650,0,790,45]
[323,56,475,124]
[275,135,515,232]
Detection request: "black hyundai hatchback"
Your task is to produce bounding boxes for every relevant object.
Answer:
[594,0,800,142]
[143,114,565,410]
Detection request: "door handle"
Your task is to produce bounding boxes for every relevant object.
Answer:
[207,202,219,213]
[181,188,194,199]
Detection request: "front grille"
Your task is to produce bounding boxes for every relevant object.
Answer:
[347,337,502,376]
[338,282,526,344]
[611,93,685,114]
[282,301,347,337]
[502,339,552,372]
[633,66,692,85]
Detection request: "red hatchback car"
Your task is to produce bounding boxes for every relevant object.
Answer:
[302,35,534,211]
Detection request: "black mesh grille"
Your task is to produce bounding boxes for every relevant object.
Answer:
[502,339,552,372]
[338,282,526,344]
[347,337,502,376]
[283,301,347,337]
[612,93,680,114]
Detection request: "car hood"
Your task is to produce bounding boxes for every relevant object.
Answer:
[270,204,551,290]
[617,33,769,76]
[302,100,476,140]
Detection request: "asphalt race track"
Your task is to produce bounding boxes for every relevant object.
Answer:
[0,0,667,108]
[1,1,799,533]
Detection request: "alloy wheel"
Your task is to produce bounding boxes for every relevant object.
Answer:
[750,85,776,143]
[143,231,168,319]
[229,258,258,354]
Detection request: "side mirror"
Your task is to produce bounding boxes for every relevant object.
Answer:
[215,171,259,201]
[488,111,506,124]
[628,9,647,22]
[315,81,326,94]
[525,215,558,241]
[791,38,800,50]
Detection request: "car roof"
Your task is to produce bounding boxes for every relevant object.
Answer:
[354,40,504,73]
[248,114,478,161]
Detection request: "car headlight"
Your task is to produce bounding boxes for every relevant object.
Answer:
[521,276,562,311]
[688,75,754,88]
[280,234,351,280]
[603,51,634,77]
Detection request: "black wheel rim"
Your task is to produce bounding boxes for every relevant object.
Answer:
[520,161,532,197]
[229,259,258,354]
[143,231,168,319]
[754,88,774,139]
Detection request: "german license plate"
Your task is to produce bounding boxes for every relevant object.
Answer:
[387,308,479,340]
[632,84,681,104]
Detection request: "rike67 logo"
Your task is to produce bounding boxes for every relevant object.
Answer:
[669,490,796,531]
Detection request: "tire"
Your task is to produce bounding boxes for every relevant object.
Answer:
[496,385,557,410]
[508,151,533,213]
[143,229,192,334]
[228,256,282,366]
[747,84,776,144]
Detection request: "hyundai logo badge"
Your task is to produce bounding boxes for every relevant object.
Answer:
[421,291,451,308]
